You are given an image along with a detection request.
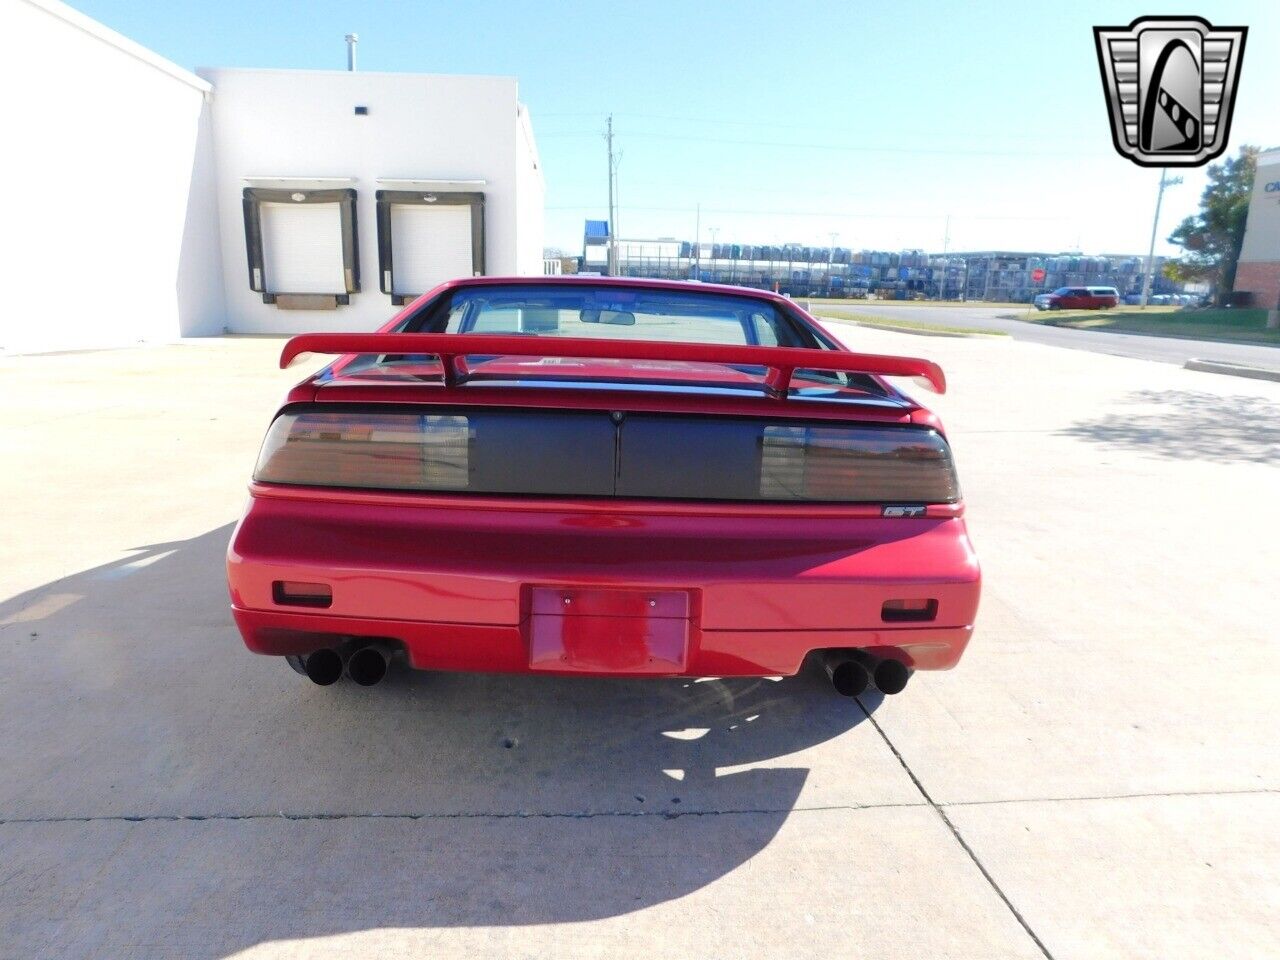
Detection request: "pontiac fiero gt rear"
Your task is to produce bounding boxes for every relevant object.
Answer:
[227,278,980,698]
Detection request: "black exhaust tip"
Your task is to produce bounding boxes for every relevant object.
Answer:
[303,649,344,686]
[347,645,389,686]
[823,652,871,698]
[873,658,911,695]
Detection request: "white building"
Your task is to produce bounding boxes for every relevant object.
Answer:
[1235,148,1280,311]
[4,0,544,353]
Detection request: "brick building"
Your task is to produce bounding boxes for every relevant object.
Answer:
[1235,148,1280,310]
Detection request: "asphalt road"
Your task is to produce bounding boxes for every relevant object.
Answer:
[2,335,1277,958]
[849,303,1280,369]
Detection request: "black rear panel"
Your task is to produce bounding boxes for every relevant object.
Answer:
[468,411,616,496]
[618,416,764,500]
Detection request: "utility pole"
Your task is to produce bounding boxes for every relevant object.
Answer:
[1141,169,1181,307]
[605,115,617,276]
[709,227,719,282]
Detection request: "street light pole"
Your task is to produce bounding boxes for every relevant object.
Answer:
[1141,168,1182,308]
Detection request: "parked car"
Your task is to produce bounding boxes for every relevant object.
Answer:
[1034,286,1120,310]
[227,277,981,699]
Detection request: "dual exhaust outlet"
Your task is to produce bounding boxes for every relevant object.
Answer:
[822,650,911,698]
[302,645,905,694]
[301,644,390,687]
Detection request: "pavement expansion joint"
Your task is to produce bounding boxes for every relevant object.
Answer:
[2,788,1271,830]
[0,800,927,828]
[857,698,1057,960]
[940,787,1277,809]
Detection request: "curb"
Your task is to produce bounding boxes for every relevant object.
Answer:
[1184,358,1280,383]
[818,317,1006,340]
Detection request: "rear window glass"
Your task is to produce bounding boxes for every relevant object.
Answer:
[424,285,805,348]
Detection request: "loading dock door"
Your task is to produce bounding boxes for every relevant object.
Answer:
[376,191,485,304]
[389,204,475,297]
[242,188,359,305]
[260,202,347,294]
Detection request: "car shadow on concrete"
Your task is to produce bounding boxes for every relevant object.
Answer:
[0,525,878,957]
[1057,389,1280,463]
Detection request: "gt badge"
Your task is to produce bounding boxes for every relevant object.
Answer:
[883,506,927,519]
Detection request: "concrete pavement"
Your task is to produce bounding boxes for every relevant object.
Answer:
[1,334,1277,959]
[836,303,1280,369]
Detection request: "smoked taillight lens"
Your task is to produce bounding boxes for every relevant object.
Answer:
[253,410,959,504]
[254,412,471,490]
[759,426,958,503]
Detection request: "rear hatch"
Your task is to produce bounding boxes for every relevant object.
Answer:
[262,333,956,505]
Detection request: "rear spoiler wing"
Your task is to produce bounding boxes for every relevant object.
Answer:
[279,333,945,395]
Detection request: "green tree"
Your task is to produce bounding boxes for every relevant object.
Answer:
[1166,145,1258,305]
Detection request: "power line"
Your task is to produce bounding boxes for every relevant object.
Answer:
[546,203,1069,222]
[540,110,1081,145]
[535,129,1105,159]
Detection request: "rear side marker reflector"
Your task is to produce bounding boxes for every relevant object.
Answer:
[881,599,938,623]
[272,581,333,608]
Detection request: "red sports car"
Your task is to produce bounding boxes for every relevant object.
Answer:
[227,277,980,698]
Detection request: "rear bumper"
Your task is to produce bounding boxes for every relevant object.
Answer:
[227,489,981,676]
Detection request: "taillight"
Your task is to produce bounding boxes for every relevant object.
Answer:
[254,412,471,490]
[759,425,958,503]
[253,410,960,504]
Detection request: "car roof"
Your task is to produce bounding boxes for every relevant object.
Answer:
[413,275,801,311]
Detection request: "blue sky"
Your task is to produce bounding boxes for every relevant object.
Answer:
[72,0,1276,256]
